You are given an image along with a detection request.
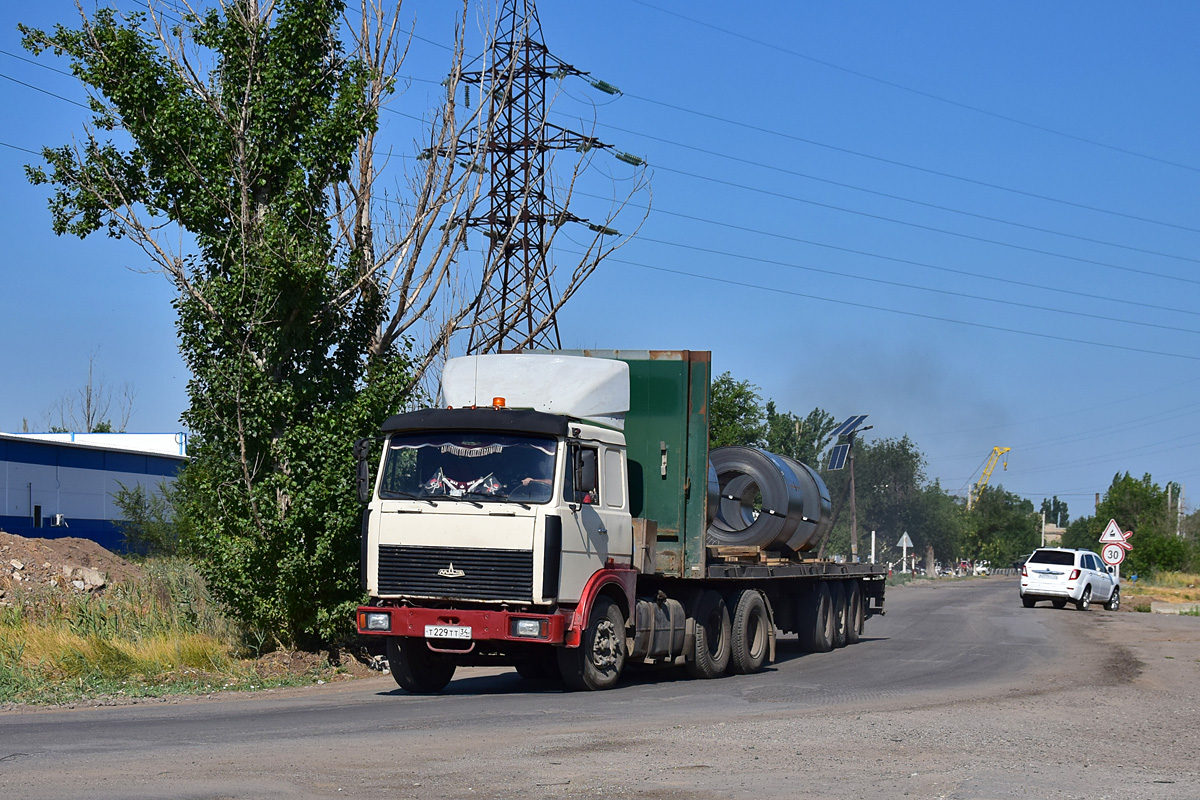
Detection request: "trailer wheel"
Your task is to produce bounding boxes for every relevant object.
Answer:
[844,580,864,645]
[830,581,848,648]
[386,637,456,694]
[687,590,732,679]
[797,582,834,653]
[558,595,626,691]
[729,589,770,674]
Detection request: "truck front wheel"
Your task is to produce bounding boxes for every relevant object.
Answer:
[558,596,627,691]
[386,637,456,694]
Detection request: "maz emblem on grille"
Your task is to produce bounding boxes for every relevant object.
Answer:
[437,563,466,578]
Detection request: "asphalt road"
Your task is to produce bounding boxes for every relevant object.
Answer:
[3,577,1193,799]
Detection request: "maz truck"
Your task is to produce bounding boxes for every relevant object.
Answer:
[355,350,886,692]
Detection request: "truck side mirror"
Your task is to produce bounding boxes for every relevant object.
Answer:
[355,438,372,504]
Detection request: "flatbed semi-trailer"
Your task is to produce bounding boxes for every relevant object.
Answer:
[355,350,885,692]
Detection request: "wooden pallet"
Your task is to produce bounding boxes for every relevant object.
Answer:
[708,546,792,566]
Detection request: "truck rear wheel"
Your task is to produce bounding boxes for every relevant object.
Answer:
[558,595,627,691]
[830,582,848,648]
[687,590,732,679]
[797,582,834,653]
[729,589,770,674]
[844,580,864,644]
[386,636,456,694]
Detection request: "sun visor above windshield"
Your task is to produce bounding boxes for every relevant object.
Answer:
[442,354,630,430]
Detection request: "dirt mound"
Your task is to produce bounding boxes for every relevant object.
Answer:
[0,531,144,595]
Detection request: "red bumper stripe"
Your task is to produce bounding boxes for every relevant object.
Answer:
[357,605,569,644]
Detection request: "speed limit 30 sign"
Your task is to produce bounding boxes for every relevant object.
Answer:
[1102,543,1126,566]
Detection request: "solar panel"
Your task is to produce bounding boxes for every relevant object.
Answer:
[827,443,851,471]
[831,414,868,439]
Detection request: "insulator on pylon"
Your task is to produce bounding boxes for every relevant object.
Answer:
[588,223,619,236]
[590,79,621,95]
[615,152,646,167]
[465,84,471,108]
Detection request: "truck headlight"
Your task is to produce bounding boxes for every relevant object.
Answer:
[363,611,391,631]
[511,618,546,638]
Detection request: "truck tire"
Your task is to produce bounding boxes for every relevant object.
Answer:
[729,589,770,674]
[386,636,456,694]
[844,580,864,645]
[797,582,834,653]
[558,595,627,691]
[687,590,732,679]
[830,581,848,649]
[515,653,563,682]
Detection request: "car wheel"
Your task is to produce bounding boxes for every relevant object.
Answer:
[1075,585,1092,611]
[1051,598,1067,609]
[1021,596,1036,608]
[1104,586,1121,612]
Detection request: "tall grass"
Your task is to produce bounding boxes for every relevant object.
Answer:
[0,557,321,705]
[1141,571,1200,589]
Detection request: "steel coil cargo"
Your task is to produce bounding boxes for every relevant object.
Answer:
[706,446,832,552]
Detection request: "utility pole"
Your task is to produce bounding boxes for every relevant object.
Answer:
[452,0,611,353]
[848,431,858,563]
[826,415,870,563]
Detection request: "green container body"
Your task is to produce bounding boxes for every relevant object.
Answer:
[557,350,711,579]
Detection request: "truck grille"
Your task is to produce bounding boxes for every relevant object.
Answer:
[378,545,534,602]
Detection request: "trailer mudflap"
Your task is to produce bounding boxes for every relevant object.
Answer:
[357,605,569,644]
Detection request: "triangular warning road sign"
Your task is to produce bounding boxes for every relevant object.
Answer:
[1098,519,1133,550]
[1098,519,1125,543]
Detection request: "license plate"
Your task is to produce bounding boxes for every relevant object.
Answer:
[425,624,472,640]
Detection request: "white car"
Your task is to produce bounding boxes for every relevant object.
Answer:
[1019,548,1120,611]
[973,560,990,576]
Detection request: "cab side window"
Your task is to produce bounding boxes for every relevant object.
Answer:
[565,445,600,505]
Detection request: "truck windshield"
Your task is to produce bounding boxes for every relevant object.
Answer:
[380,432,558,504]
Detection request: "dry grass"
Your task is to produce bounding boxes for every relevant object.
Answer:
[0,558,354,705]
[1121,571,1200,609]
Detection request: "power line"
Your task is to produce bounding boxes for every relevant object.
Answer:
[581,253,1200,363]
[573,189,1200,321]
[628,0,1200,175]
[0,71,90,111]
[0,140,41,156]
[619,91,1200,237]
[588,118,1200,267]
[623,231,1200,338]
[649,160,1200,287]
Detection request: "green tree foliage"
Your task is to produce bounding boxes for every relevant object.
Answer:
[1040,495,1069,527]
[764,402,837,468]
[23,1,409,645]
[823,435,963,566]
[1063,473,1191,576]
[709,372,766,448]
[964,484,1039,565]
[708,373,836,468]
[112,480,189,557]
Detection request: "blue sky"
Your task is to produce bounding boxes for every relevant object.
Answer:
[2,1,1198,520]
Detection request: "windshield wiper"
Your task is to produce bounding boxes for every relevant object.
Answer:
[379,490,437,506]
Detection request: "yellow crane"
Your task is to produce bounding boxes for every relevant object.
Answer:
[968,446,1010,509]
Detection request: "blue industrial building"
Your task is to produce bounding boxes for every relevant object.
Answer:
[0,432,187,552]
